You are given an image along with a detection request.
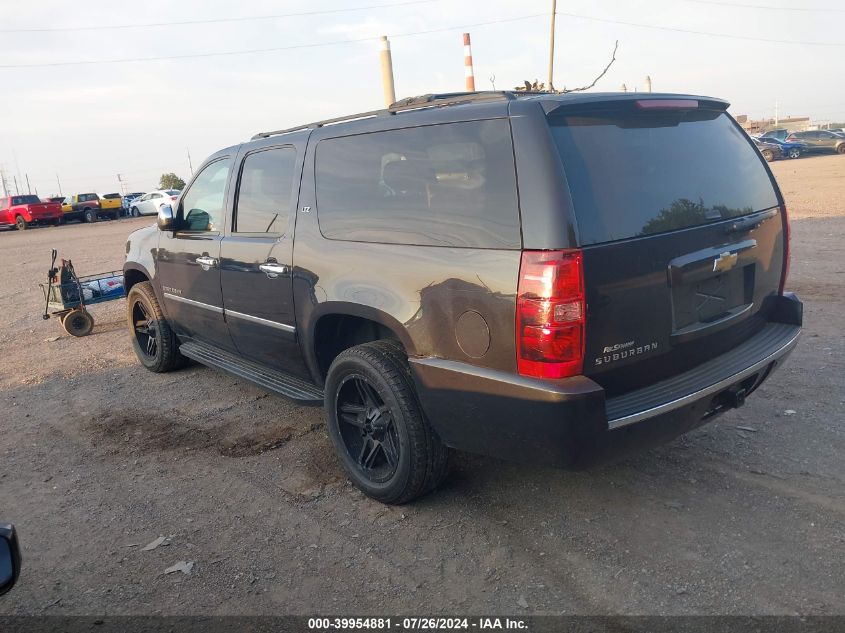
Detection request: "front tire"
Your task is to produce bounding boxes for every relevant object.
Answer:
[837,144,845,155]
[325,340,449,504]
[761,149,774,162]
[131,207,140,218]
[788,148,801,159]
[126,281,185,372]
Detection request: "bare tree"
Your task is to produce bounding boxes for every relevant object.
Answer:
[515,41,619,94]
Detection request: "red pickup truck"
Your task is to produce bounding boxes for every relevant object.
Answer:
[0,195,63,230]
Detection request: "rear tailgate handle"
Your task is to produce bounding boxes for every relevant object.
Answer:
[668,239,756,286]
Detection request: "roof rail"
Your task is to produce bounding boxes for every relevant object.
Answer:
[251,90,538,140]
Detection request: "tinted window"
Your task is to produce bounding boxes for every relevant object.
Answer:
[316,120,520,248]
[550,109,779,245]
[179,158,231,232]
[12,195,40,204]
[234,147,296,234]
[103,193,121,199]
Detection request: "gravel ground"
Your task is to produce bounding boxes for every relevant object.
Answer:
[0,154,843,616]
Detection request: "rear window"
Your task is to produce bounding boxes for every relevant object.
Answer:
[549,109,779,245]
[79,193,98,202]
[12,195,41,205]
[315,120,520,249]
[103,193,121,199]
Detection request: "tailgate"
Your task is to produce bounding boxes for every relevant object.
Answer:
[100,198,121,210]
[29,203,58,218]
[548,100,786,396]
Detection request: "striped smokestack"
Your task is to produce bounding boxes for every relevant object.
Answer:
[463,33,476,91]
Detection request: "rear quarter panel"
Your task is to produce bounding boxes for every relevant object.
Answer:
[291,106,522,383]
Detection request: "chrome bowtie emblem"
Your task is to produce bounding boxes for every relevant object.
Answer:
[712,251,738,274]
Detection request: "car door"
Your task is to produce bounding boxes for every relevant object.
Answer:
[156,156,236,350]
[219,144,309,376]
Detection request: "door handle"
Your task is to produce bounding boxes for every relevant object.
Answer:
[259,262,289,278]
[195,256,218,271]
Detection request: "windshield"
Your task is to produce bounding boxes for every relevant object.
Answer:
[549,109,779,245]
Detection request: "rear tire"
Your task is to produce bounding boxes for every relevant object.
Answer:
[127,281,185,372]
[62,309,94,337]
[15,215,27,230]
[325,340,449,504]
[83,208,96,223]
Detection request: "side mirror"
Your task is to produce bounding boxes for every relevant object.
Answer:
[0,524,21,597]
[157,204,174,231]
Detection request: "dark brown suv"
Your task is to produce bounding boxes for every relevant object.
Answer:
[124,91,802,503]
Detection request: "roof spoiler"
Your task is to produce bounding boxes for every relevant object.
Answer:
[541,94,730,115]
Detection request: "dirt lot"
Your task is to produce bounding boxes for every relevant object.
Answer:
[0,155,843,616]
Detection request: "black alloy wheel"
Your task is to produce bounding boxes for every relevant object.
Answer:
[336,375,401,483]
[132,298,158,359]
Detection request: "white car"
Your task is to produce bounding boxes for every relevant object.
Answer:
[129,189,181,217]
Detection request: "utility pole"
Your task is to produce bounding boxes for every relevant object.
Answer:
[187,148,194,175]
[0,166,8,197]
[25,173,32,194]
[13,176,19,195]
[117,173,128,196]
[56,173,63,196]
[379,36,396,107]
[774,100,779,126]
[463,33,476,91]
[548,0,557,91]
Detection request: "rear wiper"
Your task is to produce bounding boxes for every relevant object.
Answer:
[723,208,777,234]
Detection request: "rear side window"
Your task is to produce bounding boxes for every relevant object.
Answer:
[234,146,296,234]
[315,120,520,249]
[550,109,779,245]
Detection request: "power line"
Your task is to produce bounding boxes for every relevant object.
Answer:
[0,13,548,68]
[683,0,845,12]
[0,0,439,33]
[555,10,845,46]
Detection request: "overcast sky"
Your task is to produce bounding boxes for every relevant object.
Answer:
[0,0,840,196]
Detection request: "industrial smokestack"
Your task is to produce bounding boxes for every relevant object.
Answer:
[463,33,476,91]
[379,36,396,107]
[645,75,652,93]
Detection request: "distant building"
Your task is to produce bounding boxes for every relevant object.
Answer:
[736,115,811,134]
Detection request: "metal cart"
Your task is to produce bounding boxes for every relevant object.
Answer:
[40,249,124,337]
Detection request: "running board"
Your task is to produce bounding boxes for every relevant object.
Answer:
[179,341,324,405]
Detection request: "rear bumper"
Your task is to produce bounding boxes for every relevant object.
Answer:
[410,293,802,468]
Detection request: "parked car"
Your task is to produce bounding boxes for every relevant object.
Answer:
[759,129,789,141]
[61,193,117,223]
[753,138,784,161]
[757,136,806,159]
[122,192,145,214]
[785,130,845,154]
[827,128,845,136]
[0,194,62,230]
[43,196,65,204]
[123,91,801,504]
[0,524,21,597]
[128,190,180,217]
[101,193,123,216]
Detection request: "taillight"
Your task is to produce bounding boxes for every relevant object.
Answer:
[516,249,585,379]
[635,99,698,110]
[171,196,178,200]
[779,204,790,295]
